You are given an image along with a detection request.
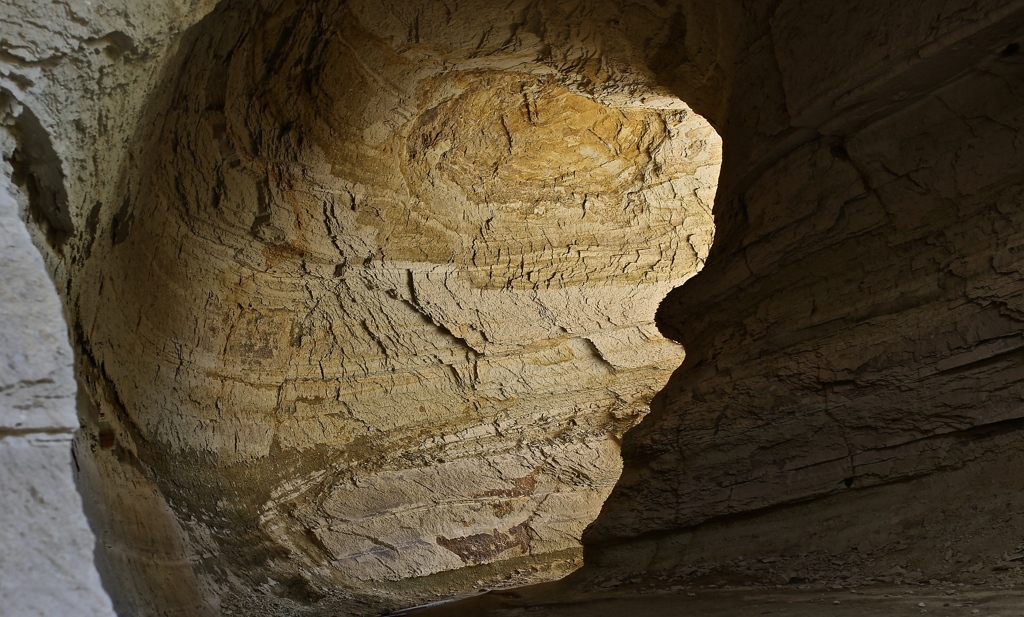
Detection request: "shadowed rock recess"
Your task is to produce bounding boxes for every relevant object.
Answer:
[4,0,1024,616]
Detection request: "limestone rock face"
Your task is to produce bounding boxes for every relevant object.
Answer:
[583,0,1024,589]
[5,0,720,613]
[14,0,1024,615]
[0,96,114,616]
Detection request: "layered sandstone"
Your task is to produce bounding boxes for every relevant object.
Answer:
[4,0,719,614]
[7,1,1024,616]
[0,98,114,616]
[584,0,1024,590]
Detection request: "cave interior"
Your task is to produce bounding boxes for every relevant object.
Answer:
[3,0,1024,616]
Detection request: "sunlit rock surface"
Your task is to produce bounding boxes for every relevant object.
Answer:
[7,1,1024,616]
[2,0,719,614]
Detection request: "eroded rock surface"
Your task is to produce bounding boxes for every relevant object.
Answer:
[0,95,113,616]
[2,0,719,614]
[8,1,1024,616]
[584,0,1024,591]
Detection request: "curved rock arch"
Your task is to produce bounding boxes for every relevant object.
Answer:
[71,0,722,613]
[9,1,1020,615]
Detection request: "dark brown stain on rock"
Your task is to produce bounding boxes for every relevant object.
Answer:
[475,467,541,499]
[490,500,516,518]
[436,522,532,564]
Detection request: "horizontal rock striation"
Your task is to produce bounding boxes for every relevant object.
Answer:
[584,0,1024,586]
[12,0,1024,614]
[53,0,720,613]
[1,97,114,616]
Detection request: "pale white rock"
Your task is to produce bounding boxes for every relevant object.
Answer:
[0,435,114,617]
[0,106,113,616]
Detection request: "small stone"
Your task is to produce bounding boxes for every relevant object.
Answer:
[918,602,926,607]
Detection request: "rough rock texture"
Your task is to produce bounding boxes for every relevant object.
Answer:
[7,0,1024,616]
[584,0,1024,590]
[3,3,228,615]
[3,0,719,614]
[0,99,113,616]
[77,2,718,612]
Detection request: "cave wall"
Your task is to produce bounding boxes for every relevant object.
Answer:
[1,2,227,615]
[3,1,721,615]
[585,0,1024,588]
[0,95,114,617]
[5,0,1024,615]
[70,2,721,613]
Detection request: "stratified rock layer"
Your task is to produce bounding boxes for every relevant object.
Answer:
[0,96,114,617]
[9,0,1024,615]
[584,0,1024,589]
[60,0,719,613]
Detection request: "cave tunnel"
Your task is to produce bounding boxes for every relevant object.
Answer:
[3,1,1024,616]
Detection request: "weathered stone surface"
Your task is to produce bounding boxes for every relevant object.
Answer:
[6,0,1024,615]
[4,0,719,614]
[71,2,717,611]
[0,435,115,617]
[1,98,113,616]
[585,0,1024,589]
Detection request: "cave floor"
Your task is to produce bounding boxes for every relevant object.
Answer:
[405,581,1024,616]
